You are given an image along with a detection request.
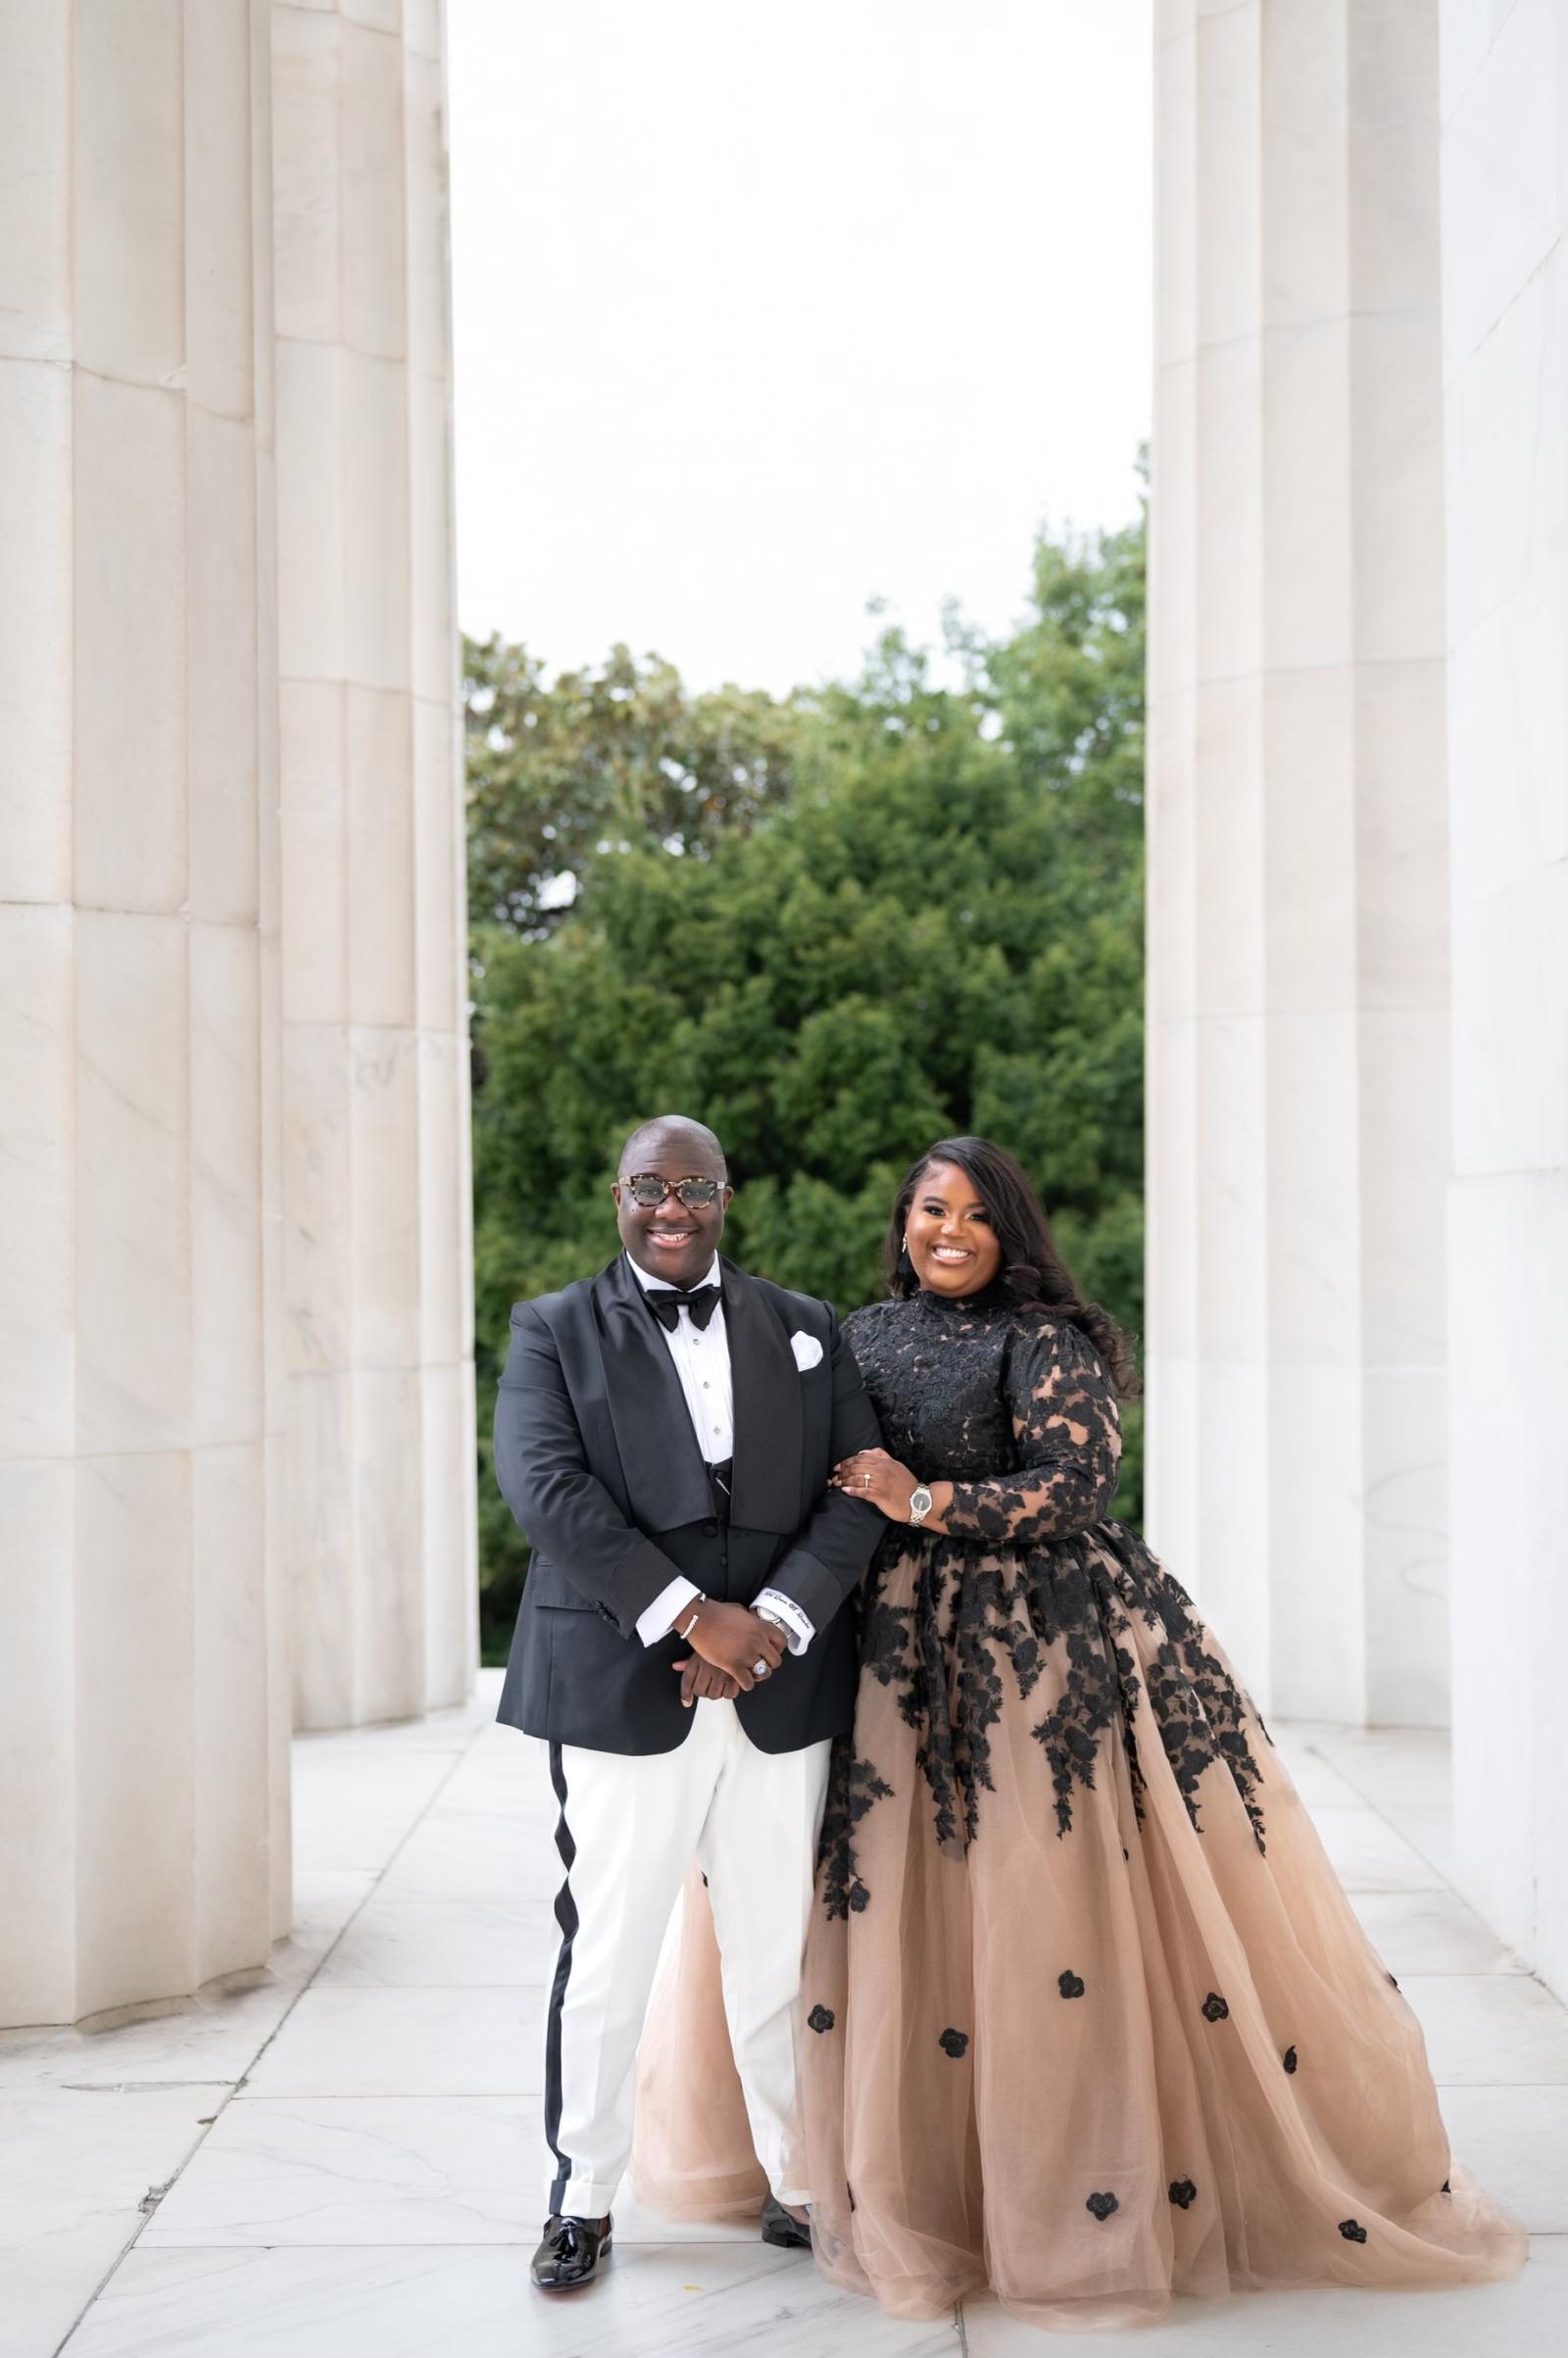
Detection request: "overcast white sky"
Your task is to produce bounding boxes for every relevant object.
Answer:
[448,1,1152,696]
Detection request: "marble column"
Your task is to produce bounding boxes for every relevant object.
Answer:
[0,0,290,2024]
[270,0,477,1730]
[1148,0,1450,1724]
[1441,0,1568,1998]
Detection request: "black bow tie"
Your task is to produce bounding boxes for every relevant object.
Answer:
[646,1282,721,1333]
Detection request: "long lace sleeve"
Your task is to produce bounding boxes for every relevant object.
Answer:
[941,1317,1121,1545]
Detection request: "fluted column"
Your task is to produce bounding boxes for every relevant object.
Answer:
[1441,0,1568,1996]
[0,0,289,2023]
[271,0,476,1729]
[1148,0,1449,1723]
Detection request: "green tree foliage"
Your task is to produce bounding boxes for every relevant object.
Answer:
[466,637,802,937]
[467,509,1147,1655]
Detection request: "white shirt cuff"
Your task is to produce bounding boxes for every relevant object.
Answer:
[637,1576,701,1646]
[755,1590,814,1656]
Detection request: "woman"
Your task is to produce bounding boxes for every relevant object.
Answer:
[632,1138,1524,2331]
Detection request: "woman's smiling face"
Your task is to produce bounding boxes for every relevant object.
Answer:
[904,1159,1004,1298]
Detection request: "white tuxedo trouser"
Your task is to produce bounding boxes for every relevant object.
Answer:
[543,1699,831,2218]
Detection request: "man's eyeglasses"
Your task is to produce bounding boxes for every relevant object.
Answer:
[620,1172,726,1209]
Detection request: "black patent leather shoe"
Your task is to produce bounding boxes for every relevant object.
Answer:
[531,2212,612,2290]
[760,2193,811,2249]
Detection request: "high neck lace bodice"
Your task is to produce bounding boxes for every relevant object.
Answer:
[845,1291,1096,1489]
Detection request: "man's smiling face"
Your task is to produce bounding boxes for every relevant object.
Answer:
[612,1120,731,1290]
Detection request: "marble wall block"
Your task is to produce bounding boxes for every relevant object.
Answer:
[2,0,468,2023]
[1353,661,1451,1008]
[0,360,73,898]
[421,1359,480,1712]
[351,1367,426,1724]
[280,683,350,1023]
[0,1,290,2027]
[73,0,185,385]
[0,1460,75,2023]
[1360,1366,1449,1731]
[413,697,462,1035]
[342,353,415,691]
[282,1025,356,1377]
[270,3,343,347]
[74,912,193,1458]
[341,15,408,360]
[405,0,444,66]
[416,1031,466,1369]
[72,375,188,914]
[190,925,268,1452]
[74,1449,197,2015]
[1193,3,1261,351]
[192,1441,272,1981]
[286,1369,357,1733]
[1447,1172,1568,1980]
[1148,0,1451,1723]
[253,43,291,1925]
[273,341,350,684]
[347,1028,423,1376]
[1264,1365,1366,1719]
[1442,0,1568,2002]
[409,368,457,706]
[0,2,72,365]
[404,50,452,392]
[1261,319,1354,671]
[346,689,417,1029]
[186,410,263,926]
[184,0,262,424]
[271,0,475,1731]
[0,909,74,1461]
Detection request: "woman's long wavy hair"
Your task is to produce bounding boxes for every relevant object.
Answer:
[883,1135,1141,1398]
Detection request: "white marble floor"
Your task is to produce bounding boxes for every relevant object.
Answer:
[5,1677,1564,2358]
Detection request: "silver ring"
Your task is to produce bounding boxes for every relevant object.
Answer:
[752,1657,770,1679]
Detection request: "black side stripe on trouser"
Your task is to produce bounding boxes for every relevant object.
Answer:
[544,1741,578,2214]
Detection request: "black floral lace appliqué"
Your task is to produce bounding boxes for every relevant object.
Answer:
[818,1295,1271,1910]
[1200,1991,1229,2023]
[1086,2191,1119,2222]
[1168,2179,1197,2209]
[939,2028,968,2059]
[1057,1969,1086,1998]
[807,2005,834,2034]
[819,1745,894,1922]
[1339,2219,1367,2243]
[1283,2044,1298,2074]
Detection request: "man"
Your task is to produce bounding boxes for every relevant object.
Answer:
[493,1114,884,2293]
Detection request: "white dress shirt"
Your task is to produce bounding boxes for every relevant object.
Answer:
[624,1253,813,1655]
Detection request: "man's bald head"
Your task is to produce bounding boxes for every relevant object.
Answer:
[612,1115,732,1286]
[616,1115,728,1181]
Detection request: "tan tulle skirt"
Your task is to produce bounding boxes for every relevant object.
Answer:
[631,1524,1526,2332]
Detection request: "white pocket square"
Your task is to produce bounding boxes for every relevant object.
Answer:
[790,1330,824,1372]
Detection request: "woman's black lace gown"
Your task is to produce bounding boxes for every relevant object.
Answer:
[632,1290,1524,2331]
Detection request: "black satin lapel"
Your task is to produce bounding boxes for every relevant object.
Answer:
[723,1263,804,1535]
[593,1256,715,1534]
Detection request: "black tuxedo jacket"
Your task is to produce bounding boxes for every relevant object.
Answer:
[493,1253,886,1755]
